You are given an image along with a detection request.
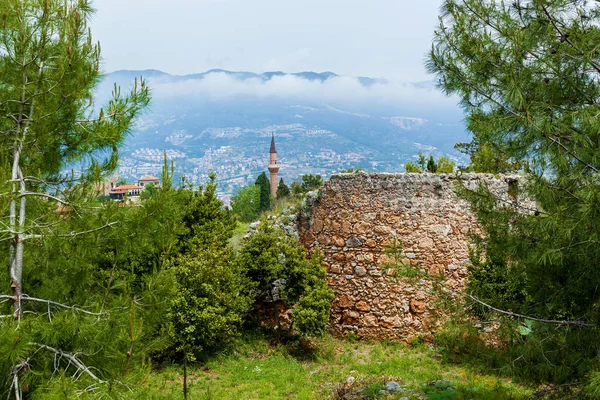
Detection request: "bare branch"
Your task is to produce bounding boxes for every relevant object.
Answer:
[466,293,594,327]
[30,342,105,383]
[19,191,70,205]
[58,221,119,238]
[0,294,104,316]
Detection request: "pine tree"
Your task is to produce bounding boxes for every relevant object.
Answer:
[0,0,149,396]
[0,0,149,318]
[428,0,600,381]
[255,172,271,212]
[276,178,290,198]
[426,155,437,173]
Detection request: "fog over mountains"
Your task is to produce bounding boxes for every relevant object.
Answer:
[96,69,469,199]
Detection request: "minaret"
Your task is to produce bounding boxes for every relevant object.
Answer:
[268,134,280,198]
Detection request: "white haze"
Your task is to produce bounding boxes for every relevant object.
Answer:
[147,72,458,109]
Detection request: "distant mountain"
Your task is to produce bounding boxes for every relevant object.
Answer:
[95,69,468,199]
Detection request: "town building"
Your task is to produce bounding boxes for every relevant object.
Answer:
[108,185,143,200]
[137,175,161,187]
[109,175,161,200]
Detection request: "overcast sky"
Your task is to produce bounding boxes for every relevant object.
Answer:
[91,0,445,82]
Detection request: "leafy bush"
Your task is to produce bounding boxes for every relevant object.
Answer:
[168,245,251,361]
[236,220,333,337]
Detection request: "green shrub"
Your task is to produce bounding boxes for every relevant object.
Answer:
[236,220,333,337]
[168,245,251,361]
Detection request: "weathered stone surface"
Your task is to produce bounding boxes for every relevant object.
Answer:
[410,299,427,314]
[339,295,352,308]
[298,172,528,341]
[354,265,367,276]
[346,236,362,248]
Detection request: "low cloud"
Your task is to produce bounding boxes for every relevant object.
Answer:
[148,72,458,109]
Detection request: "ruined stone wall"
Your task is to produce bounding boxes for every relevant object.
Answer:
[298,172,521,341]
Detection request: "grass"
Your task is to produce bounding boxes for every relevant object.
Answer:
[136,332,532,399]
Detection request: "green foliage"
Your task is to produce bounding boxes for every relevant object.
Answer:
[236,220,333,337]
[0,1,156,396]
[255,172,271,212]
[427,155,438,173]
[290,181,304,196]
[585,370,600,398]
[300,174,324,192]
[168,245,251,362]
[140,183,157,199]
[455,142,523,173]
[405,161,423,173]
[436,156,456,173]
[287,174,325,197]
[177,173,236,251]
[276,178,290,199]
[339,167,364,173]
[405,154,455,173]
[231,184,261,222]
[466,245,528,317]
[429,0,600,383]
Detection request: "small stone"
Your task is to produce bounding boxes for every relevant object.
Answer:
[354,266,367,276]
[338,295,352,308]
[405,253,417,259]
[353,221,370,234]
[363,314,378,326]
[346,236,362,248]
[346,376,355,385]
[312,218,324,232]
[410,299,427,313]
[355,301,370,311]
[369,269,382,277]
[385,381,401,392]
[365,238,377,248]
[249,222,260,229]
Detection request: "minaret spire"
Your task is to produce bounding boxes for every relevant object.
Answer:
[268,133,280,198]
[270,133,277,154]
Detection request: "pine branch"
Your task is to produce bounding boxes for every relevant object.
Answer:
[540,4,600,75]
[465,293,594,327]
[9,360,27,400]
[30,342,105,383]
[547,135,598,173]
[0,294,104,316]
[18,191,70,205]
[59,221,119,238]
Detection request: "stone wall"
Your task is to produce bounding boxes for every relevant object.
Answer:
[298,172,522,341]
